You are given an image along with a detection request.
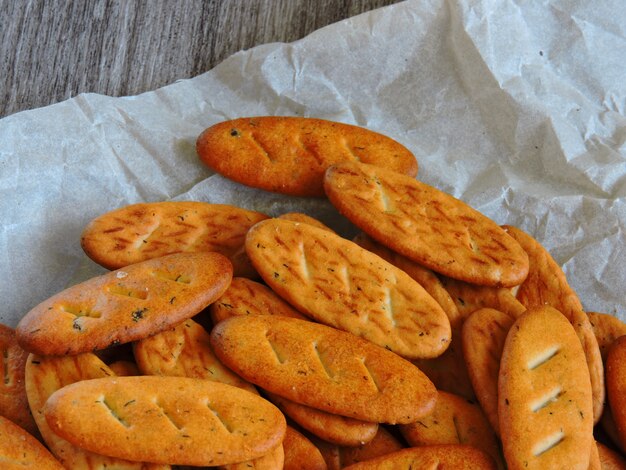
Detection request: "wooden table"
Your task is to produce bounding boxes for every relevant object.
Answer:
[1,0,401,118]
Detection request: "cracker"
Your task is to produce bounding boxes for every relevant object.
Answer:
[498,306,594,470]
[338,426,405,467]
[25,352,168,469]
[282,426,327,470]
[0,414,63,469]
[265,391,378,447]
[440,276,526,322]
[606,335,626,452]
[133,318,256,394]
[196,116,418,197]
[108,360,140,376]
[43,376,286,467]
[81,201,267,276]
[324,161,529,287]
[461,307,515,436]
[245,218,451,359]
[399,390,504,469]
[16,252,232,356]
[340,444,497,469]
[210,315,437,424]
[0,324,38,436]
[209,277,307,325]
[504,225,605,423]
[588,311,626,362]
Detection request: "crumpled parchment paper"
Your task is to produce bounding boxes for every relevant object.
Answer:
[1,0,625,327]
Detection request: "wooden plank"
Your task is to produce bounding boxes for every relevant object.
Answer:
[0,0,400,118]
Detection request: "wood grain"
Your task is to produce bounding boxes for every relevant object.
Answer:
[0,0,400,118]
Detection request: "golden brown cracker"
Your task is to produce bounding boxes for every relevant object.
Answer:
[498,306,594,470]
[81,201,267,276]
[283,426,327,470]
[461,307,516,436]
[504,224,605,423]
[16,252,232,356]
[107,360,140,376]
[0,324,38,436]
[440,276,526,322]
[210,315,437,424]
[265,391,378,447]
[25,352,168,469]
[400,391,504,469]
[134,318,256,393]
[0,414,63,469]
[324,161,529,287]
[196,116,418,197]
[43,376,286,467]
[245,218,451,359]
[588,312,626,362]
[209,277,307,325]
[340,444,497,469]
[338,426,404,467]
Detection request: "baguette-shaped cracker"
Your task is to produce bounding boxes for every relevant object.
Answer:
[498,306,593,470]
[0,324,38,436]
[43,376,286,466]
[0,415,63,470]
[324,161,529,287]
[16,252,232,355]
[210,315,437,424]
[245,219,451,359]
[341,444,497,469]
[462,307,515,436]
[265,391,378,447]
[338,426,404,467]
[283,426,327,470]
[400,391,504,469]
[588,312,626,362]
[504,225,604,423]
[196,116,418,197]
[25,352,168,469]
[134,318,256,394]
[81,201,267,276]
[209,277,307,325]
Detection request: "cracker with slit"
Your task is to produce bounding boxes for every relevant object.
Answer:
[209,277,307,325]
[196,116,418,197]
[353,233,474,398]
[265,391,378,447]
[25,352,169,469]
[399,390,504,469]
[0,324,38,436]
[324,161,529,287]
[245,219,451,360]
[134,318,256,394]
[504,224,604,423]
[340,444,497,469]
[16,252,232,356]
[43,376,286,467]
[210,315,437,425]
[461,307,515,436]
[81,201,267,277]
[0,414,64,470]
[498,306,594,470]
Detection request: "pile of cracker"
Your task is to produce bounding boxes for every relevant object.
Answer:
[2,116,625,469]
